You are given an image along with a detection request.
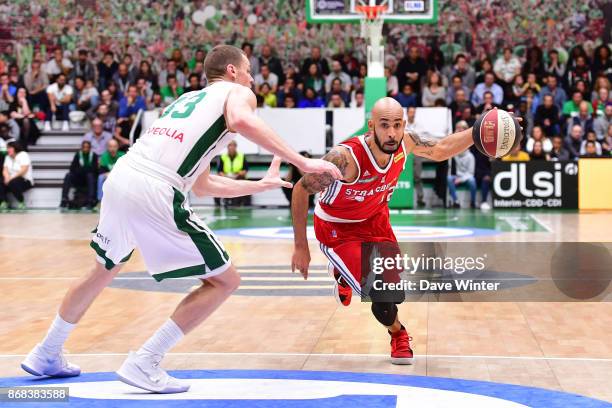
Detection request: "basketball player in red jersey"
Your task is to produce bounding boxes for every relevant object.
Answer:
[291,97,476,364]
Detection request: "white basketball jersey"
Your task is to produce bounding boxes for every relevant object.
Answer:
[127,81,244,190]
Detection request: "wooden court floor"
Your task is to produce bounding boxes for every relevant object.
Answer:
[0,210,610,402]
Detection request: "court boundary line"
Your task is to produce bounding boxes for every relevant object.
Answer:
[0,352,610,362]
[528,214,553,232]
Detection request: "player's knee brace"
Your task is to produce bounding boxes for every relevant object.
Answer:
[371,302,398,326]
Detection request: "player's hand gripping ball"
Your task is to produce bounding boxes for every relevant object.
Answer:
[472,108,522,158]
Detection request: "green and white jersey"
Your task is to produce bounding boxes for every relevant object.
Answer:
[127,80,244,191]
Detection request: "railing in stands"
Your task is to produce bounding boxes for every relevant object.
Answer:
[128,109,144,146]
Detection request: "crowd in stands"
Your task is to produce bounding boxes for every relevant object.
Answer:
[0,0,610,208]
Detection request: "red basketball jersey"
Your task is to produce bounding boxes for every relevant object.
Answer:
[315,134,407,222]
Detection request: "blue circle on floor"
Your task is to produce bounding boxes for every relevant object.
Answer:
[0,369,608,407]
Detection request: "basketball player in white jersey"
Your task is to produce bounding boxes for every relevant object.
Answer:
[21,45,341,393]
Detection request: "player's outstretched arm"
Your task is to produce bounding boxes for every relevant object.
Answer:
[291,148,356,279]
[405,127,474,161]
[225,86,342,179]
[192,156,292,198]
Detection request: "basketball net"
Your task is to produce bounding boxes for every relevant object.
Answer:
[356,2,387,78]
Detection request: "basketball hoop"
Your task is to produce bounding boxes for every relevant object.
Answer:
[356,2,387,78]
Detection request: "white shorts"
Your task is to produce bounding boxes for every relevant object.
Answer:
[90,156,231,281]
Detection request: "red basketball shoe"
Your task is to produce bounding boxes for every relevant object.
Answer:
[328,264,352,306]
[389,326,414,365]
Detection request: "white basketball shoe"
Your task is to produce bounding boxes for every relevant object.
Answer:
[116,351,190,393]
[21,344,81,377]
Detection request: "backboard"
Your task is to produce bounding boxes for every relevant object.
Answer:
[305,0,438,24]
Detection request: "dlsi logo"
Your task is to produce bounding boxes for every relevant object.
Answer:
[494,163,563,198]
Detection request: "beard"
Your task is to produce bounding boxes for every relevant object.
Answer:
[373,129,401,154]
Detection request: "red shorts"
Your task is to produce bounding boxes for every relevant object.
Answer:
[314,210,401,298]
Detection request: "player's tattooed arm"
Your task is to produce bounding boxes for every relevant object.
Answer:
[405,128,473,161]
[300,148,354,194]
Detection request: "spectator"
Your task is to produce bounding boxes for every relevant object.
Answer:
[135,77,153,102]
[46,73,73,131]
[259,83,277,108]
[284,64,303,88]
[0,110,20,140]
[87,89,118,120]
[241,43,259,76]
[116,85,146,147]
[159,59,185,89]
[565,124,584,160]
[82,118,113,156]
[259,44,284,85]
[475,91,499,114]
[406,106,423,206]
[169,48,187,72]
[277,77,302,107]
[8,64,24,89]
[421,71,446,107]
[135,60,159,92]
[301,46,330,78]
[282,151,314,207]
[539,74,567,111]
[254,64,279,94]
[494,47,521,91]
[184,73,202,93]
[45,48,73,82]
[350,89,365,108]
[594,103,612,141]
[574,79,590,100]
[24,59,49,113]
[122,54,139,79]
[550,135,570,161]
[501,144,530,161]
[216,140,249,206]
[1,73,16,106]
[449,88,473,124]
[94,103,116,134]
[327,78,350,106]
[474,58,494,85]
[9,88,40,148]
[471,72,503,106]
[397,46,427,94]
[592,87,610,117]
[446,74,470,105]
[395,83,417,108]
[303,63,325,97]
[298,87,324,108]
[581,141,601,158]
[526,125,552,153]
[97,51,118,90]
[160,74,184,104]
[530,140,549,160]
[283,94,297,108]
[148,92,164,111]
[327,93,346,108]
[522,46,545,80]
[580,131,603,156]
[385,67,399,97]
[106,81,121,101]
[1,43,16,66]
[447,149,476,208]
[567,101,594,137]
[97,139,124,202]
[60,140,98,209]
[74,77,99,111]
[71,49,96,84]
[567,55,592,90]
[325,60,352,94]
[562,90,592,118]
[470,140,492,211]
[0,141,33,210]
[352,63,367,90]
[591,45,611,80]
[534,94,560,136]
[545,49,565,79]
[443,53,476,90]
[112,63,134,96]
